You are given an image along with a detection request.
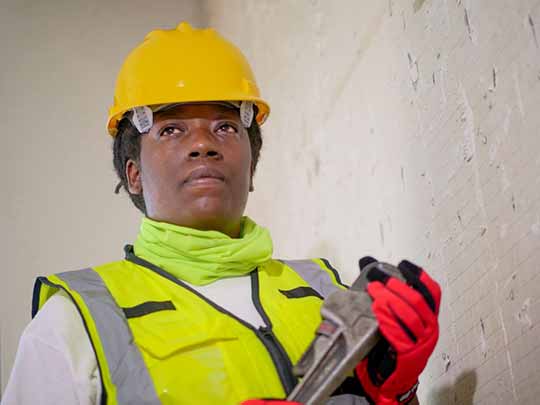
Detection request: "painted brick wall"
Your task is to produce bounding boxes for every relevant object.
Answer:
[204,1,540,403]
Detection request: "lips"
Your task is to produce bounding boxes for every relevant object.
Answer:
[184,166,226,185]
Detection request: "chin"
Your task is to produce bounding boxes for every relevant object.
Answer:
[191,196,229,215]
[178,200,230,228]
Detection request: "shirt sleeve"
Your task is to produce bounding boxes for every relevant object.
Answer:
[1,290,101,405]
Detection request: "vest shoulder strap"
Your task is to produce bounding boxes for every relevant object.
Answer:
[278,258,347,299]
[33,267,160,405]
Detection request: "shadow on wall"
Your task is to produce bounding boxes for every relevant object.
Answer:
[425,369,477,405]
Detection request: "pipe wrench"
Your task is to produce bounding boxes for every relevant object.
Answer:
[287,261,405,405]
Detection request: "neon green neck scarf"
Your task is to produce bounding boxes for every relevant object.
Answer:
[133,216,273,286]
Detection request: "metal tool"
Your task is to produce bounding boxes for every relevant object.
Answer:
[287,261,405,405]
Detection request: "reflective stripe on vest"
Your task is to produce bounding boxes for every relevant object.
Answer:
[279,259,345,298]
[52,269,160,405]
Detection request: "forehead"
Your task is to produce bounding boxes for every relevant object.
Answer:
[154,103,241,121]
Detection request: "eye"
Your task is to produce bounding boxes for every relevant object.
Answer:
[216,122,239,135]
[159,125,184,137]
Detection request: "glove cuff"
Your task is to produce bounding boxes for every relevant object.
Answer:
[378,381,419,405]
[396,381,419,403]
[355,362,418,405]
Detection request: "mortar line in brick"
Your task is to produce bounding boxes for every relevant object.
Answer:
[448,235,486,282]
[450,287,492,325]
[447,246,485,286]
[454,312,503,347]
[448,284,491,320]
[420,56,528,153]
[491,196,540,262]
[431,157,540,257]
[503,252,540,293]
[515,369,540,396]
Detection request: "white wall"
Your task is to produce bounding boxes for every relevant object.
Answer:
[204,0,540,403]
[0,0,203,393]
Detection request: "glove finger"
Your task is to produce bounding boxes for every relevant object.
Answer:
[385,277,438,331]
[373,300,418,353]
[368,281,425,342]
[398,260,441,315]
[419,269,442,315]
[359,256,378,272]
[366,263,439,330]
[367,282,422,351]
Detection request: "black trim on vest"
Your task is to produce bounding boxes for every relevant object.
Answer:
[279,286,323,300]
[31,277,46,318]
[251,271,298,395]
[35,277,108,405]
[320,258,349,288]
[122,300,176,319]
[124,245,184,286]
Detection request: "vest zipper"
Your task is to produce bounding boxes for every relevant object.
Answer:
[125,248,298,396]
[250,271,297,395]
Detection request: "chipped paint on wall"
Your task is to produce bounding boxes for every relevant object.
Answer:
[463,4,478,44]
[458,84,476,166]
[513,66,526,118]
[516,298,533,329]
[488,106,512,165]
[407,52,420,91]
[529,15,539,48]
[479,318,488,358]
[498,307,519,401]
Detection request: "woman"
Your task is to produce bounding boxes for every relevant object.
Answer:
[2,23,440,405]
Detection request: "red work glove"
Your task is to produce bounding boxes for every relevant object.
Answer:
[355,258,441,405]
[241,401,301,405]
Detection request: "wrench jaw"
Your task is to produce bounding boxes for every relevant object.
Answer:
[288,290,380,404]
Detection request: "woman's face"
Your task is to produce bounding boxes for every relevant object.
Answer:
[126,103,253,237]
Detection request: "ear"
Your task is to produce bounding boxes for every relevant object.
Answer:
[126,159,143,195]
[249,162,255,192]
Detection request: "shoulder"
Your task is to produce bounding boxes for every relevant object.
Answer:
[3,291,101,404]
[264,258,347,299]
[27,290,94,359]
[35,259,136,301]
[274,258,347,287]
[32,262,129,318]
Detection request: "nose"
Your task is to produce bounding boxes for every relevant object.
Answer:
[187,127,223,160]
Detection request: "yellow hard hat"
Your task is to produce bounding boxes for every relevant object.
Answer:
[107,22,270,136]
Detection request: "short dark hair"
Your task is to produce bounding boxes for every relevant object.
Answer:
[112,112,263,214]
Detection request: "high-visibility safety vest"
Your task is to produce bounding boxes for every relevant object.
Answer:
[32,246,348,405]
